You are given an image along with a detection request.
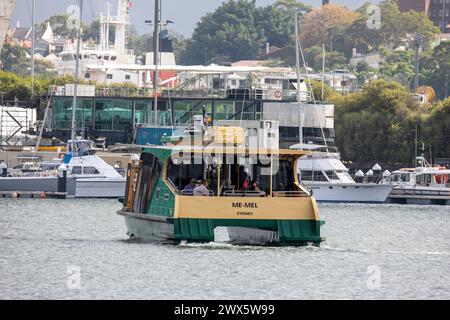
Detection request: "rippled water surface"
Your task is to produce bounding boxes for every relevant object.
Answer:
[0,198,449,299]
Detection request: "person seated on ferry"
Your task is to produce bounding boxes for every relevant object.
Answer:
[248,179,261,192]
[193,180,210,196]
[183,178,197,193]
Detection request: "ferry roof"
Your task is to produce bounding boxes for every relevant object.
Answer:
[141,145,309,157]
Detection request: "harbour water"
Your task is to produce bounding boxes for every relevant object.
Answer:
[0,198,449,300]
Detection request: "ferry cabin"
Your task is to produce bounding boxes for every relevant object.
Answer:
[119,146,324,245]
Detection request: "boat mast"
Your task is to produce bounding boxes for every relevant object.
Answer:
[31,0,35,97]
[71,0,83,141]
[152,0,160,126]
[294,11,303,144]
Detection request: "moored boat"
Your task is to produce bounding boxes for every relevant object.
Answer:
[291,143,393,203]
[383,157,450,205]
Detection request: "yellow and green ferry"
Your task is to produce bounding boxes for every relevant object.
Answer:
[117,133,325,246]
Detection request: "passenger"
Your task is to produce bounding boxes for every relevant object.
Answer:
[249,179,261,192]
[193,180,210,196]
[183,178,197,192]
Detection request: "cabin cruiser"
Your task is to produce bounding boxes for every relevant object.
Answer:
[291,143,393,203]
[63,139,126,198]
[0,139,126,198]
[382,157,450,205]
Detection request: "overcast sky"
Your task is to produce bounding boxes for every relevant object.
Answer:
[11,0,380,36]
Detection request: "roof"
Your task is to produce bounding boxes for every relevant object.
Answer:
[11,27,31,40]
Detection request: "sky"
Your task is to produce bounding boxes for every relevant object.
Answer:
[11,0,380,36]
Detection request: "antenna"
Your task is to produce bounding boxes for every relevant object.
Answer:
[71,0,83,141]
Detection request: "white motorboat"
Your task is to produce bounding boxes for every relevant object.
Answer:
[64,139,126,198]
[291,143,393,203]
[382,157,450,205]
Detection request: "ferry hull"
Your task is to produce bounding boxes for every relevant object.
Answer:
[118,210,323,246]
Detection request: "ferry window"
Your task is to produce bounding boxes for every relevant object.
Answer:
[125,75,131,80]
[111,56,117,61]
[167,157,204,192]
[133,153,163,214]
[104,56,110,60]
[272,159,295,192]
[72,166,82,174]
[85,73,90,79]
[83,167,99,174]
[107,74,113,80]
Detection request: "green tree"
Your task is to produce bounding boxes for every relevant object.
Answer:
[0,44,27,71]
[41,14,87,39]
[303,46,347,71]
[255,0,311,49]
[420,41,450,100]
[424,98,450,158]
[180,0,265,64]
[378,49,415,88]
[331,79,434,163]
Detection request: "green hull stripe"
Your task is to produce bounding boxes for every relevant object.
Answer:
[172,218,323,243]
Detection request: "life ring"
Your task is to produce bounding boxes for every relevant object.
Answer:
[274,90,282,99]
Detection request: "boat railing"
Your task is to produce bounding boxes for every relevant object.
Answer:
[223,190,266,197]
[180,189,215,196]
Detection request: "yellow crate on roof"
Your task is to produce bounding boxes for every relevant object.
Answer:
[205,126,245,144]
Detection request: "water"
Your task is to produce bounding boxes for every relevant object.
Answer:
[0,198,449,300]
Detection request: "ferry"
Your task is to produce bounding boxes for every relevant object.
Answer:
[383,157,450,205]
[117,129,324,246]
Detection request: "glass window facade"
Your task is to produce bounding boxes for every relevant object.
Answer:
[94,99,132,131]
[52,97,260,132]
[173,100,212,126]
[52,98,92,130]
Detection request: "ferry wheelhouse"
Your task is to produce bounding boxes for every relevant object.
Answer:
[117,133,324,245]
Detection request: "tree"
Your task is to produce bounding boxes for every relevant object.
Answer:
[1,44,27,71]
[420,41,450,100]
[424,98,450,159]
[378,49,415,88]
[299,4,358,49]
[40,14,87,39]
[303,46,347,71]
[179,0,265,65]
[255,0,311,49]
[330,79,434,164]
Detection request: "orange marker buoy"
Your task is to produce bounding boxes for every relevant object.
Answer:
[39,192,46,199]
[11,192,18,198]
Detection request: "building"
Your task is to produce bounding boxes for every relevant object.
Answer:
[349,49,383,69]
[397,0,450,33]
